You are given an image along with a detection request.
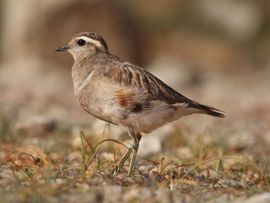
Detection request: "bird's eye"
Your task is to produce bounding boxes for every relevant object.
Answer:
[77,39,86,46]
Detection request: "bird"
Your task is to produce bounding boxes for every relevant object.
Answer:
[56,32,224,176]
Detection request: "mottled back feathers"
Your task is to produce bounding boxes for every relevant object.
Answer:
[96,54,224,117]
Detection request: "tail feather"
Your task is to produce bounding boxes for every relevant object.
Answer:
[188,102,225,118]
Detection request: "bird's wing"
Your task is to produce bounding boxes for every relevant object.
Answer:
[102,57,194,104]
[101,55,224,117]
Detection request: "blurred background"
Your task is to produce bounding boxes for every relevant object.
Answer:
[0,0,270,154]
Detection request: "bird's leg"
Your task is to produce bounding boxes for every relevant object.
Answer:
[128,132,142,176]
[113,130,141,175]
[113,147,133,174]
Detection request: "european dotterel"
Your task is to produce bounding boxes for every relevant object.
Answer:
[56,32,224,175]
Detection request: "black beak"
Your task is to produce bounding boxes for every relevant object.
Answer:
[55,45,70,52]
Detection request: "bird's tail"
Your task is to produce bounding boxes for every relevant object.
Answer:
[189,102,225,118]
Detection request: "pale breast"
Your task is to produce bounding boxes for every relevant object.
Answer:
[75,76,126,125]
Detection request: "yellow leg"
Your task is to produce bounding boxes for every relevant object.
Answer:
[127,132,141,176]
[113,147,132,174]
[127,142,139,176]
[113,130,141,175]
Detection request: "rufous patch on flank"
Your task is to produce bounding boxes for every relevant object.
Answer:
[116,89,135,107]
[117,89,127,107]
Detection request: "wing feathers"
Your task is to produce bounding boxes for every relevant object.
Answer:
[103,55,225,117]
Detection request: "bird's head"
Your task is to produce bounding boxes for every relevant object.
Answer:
[56,32,108,61]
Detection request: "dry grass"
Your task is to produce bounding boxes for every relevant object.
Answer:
[0,107,269,203]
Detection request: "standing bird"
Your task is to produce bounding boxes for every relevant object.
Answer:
[56,32,224,175]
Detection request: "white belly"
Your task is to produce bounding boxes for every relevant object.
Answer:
[121,101,193,133]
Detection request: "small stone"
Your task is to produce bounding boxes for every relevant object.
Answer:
[215,179,244,189]
[139,125,174,156]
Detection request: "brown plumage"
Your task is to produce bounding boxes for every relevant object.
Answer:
[56,32,224,175]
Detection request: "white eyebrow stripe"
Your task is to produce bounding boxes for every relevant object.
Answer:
[75,36,103,48]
